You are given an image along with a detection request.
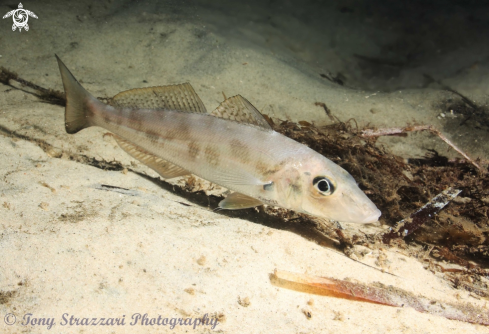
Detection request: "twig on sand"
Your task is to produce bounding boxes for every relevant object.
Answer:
[272,269,489,326]
[314,102,336,122]
[0,66,66,105]
[361,125,484,172]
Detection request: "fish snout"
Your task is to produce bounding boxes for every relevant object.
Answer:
[341,190,381,224]
[358,206,382,224]
[352,195,381,224]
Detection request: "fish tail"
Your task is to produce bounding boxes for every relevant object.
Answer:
[56,54,104,134]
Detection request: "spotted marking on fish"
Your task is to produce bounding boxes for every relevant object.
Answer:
[255,160,268,174]
[145,129,160,143]
[102,113,111,124]
[188,141,201,159]
[129,109,144,130]
[230,138,250,163]
[205,145,220,166]
[165,129,178,141]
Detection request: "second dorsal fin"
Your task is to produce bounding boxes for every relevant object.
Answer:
[210,95,272,130]
[110,83,207,113]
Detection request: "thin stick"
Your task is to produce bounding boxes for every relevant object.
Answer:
[361,125,484,172]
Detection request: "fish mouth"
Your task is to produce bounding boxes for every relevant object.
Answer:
[358,208,382,224]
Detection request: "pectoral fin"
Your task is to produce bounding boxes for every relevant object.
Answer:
[218,192,264,210]
[114,135,190,179]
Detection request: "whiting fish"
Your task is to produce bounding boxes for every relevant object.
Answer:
[56,55,381,224]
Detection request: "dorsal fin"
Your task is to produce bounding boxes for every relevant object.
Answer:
[114,135,190,179]
[210,95,272,130]
[110,83,207,113]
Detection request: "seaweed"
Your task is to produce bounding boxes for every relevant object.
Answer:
[0,66,66,105]
[271,118,489,271]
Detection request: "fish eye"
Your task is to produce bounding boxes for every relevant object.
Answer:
[312,176,334,196]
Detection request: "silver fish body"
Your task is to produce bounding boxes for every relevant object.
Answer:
[56,55,381,224]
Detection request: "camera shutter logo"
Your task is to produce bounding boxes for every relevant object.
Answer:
[3,3,38,32]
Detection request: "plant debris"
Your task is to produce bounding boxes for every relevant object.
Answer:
[271,119,488,266]
[272,269,489,326]
[314,102,336,122]
[0,67,66,105]
[382,188,462,244]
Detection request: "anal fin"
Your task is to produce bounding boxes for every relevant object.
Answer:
[114,135,190,179]
[218,192,264,210]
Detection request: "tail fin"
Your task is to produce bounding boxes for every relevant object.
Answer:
[56,55,102,134]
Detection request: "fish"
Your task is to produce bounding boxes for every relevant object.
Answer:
[55,55,381,224]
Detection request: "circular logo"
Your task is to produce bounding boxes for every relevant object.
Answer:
[4,313,16,325]
[14,10,27,25]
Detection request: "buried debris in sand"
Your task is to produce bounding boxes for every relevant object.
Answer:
[272,269,489,326]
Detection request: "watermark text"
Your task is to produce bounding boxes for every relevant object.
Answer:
[4,312,219,330]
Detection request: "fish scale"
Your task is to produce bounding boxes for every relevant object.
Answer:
[101,108,295,193]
